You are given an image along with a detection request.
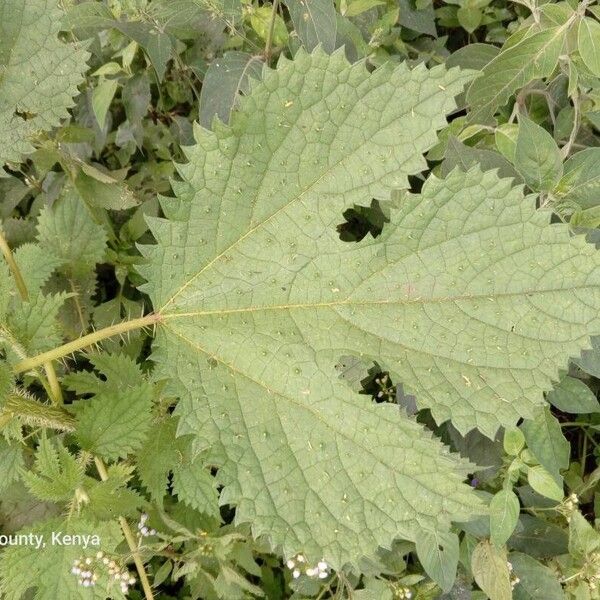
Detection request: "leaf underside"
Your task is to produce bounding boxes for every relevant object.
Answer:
[138,48,600,566]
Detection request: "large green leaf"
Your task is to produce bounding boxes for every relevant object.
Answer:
[139,49,600,565]
[0,0,89,166]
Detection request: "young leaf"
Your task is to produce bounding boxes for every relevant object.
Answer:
[490,489,520,547]
[398,0,436,37]
[135,416,183,503]
[70,354,154,460]
[578,17,600,77]
[82,464,144,521]
[520,406,569,480]
[22,435,84,502]
[471,540,512,600]
[441,136,520,181]
[36,191,107,277]
[0,0,89,166]
[494,123,518,162]
[546,375,600,414]
[503,428,525,456]
[172,448,221,519]
[514,116,563,192]
[466,27,565,124]
[415,530,459,592]
[12,244,63,295]
[199,52,264,129]
[114,22,173,82]
[526,466,563,502]
[0,437,24,494]
[558,148,600,209]
[7,292,69,355]
[285,0,337,53]
[91,78,119,130]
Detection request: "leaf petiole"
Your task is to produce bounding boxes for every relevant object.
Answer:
[12,313,162,374]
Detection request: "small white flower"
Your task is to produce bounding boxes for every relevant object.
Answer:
[305,567,318,577]
[292,569,301,579]
[286,559,295,569]
[318,571,328,579]
[317,561,328,571]
[296,554,306,563]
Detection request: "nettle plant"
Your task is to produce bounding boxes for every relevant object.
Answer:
[2,0,600,598]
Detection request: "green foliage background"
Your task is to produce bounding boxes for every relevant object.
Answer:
[2,0,600,598]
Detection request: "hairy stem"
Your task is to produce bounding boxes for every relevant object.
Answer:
[264,0,279,62]
[94,457,155,600]
[0,228,64,404]
[0,227,29,300]
[13,313,162,374]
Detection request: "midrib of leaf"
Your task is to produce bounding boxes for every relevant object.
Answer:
[158,66,453,312]
[160,283,600,318]
[164,324,471,500]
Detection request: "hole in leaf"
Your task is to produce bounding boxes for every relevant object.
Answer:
[335,355,417,413]
[337,199,389,242]
[14,109,37,121]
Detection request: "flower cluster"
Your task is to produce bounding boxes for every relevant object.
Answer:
[392,585,413,599]
[137,513,157,537]
[286,554,330,580]
[71,557,98,587]
[71,551,136,594]
[507,561,520,589]
[565,493,579,518]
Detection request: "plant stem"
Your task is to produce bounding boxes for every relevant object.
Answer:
[562,91,580,159]
[0,227,29,300]
[44,363,64,404]
[264,0,279,62]
[0,228,64,404]
[13,313,162,374]
[94,457,155,600]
